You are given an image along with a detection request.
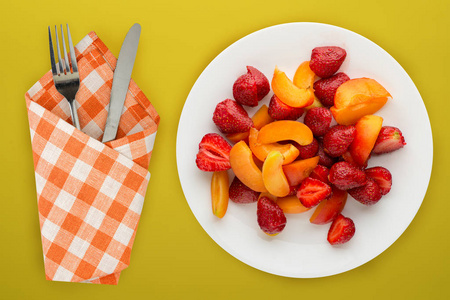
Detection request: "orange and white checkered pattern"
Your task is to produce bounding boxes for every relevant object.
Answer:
[25,32,160,285]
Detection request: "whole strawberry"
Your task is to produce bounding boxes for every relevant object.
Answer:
[365,166,392,195]
[323,125,356,157]
[268,94,304,120]
[314,72,350,107]
[310,46,347,78]
[233,66,270,107]
[327,214,355,245]
[296,138,319,159]
[297,177,332,208]
[257,196,287,236]
[317,139,337,167]
[309,165,330,185]
[304,107,332,136]
[373,126,406,154]
[196,133,232,171]
[229,177,259,203]
[348,178,382,205]
[213,99,253,134]
[329,161,367,190]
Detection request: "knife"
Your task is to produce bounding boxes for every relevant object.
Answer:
[102,23,141,143]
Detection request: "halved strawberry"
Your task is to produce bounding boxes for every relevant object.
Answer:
[268,94,304,120]
[233,66,270,107]
[348,178,382,206]
[196,133,232,172]
[372,126,406,154]
[328,161,367,190]
[310,46,347,78]
[365,166,392,195]
[296,177,332,208]
[313,72,350,107]
[304,107,332,136]
[327,214,355,245]
[229,177,259,203]
[323,125,356,157]
[213,99,253,134]
[257,196,287,235]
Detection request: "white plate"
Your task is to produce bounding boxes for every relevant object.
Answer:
[176,22,433,278]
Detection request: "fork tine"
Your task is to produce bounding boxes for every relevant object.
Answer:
[61,25,71,73]
[66,24,78,73]
[55,25,64,75]
[48,26,58,76]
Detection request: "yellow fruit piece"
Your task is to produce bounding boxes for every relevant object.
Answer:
[262,151,290,197]
[258,120,313,146]
[230,141,267,192]
[211,171,229,218]
[272,66,315,108]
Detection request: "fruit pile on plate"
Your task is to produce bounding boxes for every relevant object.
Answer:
[195,46,406,245]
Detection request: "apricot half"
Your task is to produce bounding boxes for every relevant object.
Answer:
[349,114,383,167]
[262,151,290,197]
[293,61,316,89]
[257,120,313,146]
[230,141,267,192]
[282,156,319,186]
[331,78,391,125]
[272,67,315,108]
[249,128,299,165]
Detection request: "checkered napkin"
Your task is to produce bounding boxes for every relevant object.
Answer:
[25,32,160,285]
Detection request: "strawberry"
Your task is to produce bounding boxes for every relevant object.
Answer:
[317,139,337,167]
[323,125,356,157]
[310,46,347,78]
[296,177,332,208]
[313,72,350,107]
[233,66,270,107]
[327,214,355,245]
[309,165,330,185]
[268,94,304,120]
[304,107,332,136]
[229,177,259,203]
[257,196,287,235]
[365,166,392,195]
[328,161,367,190]
[288,185,300,196]
[348,178,382,205]
[296,138,319,159]
[372,126,406,154]
[196,133,232,171]
[213,99,253,134]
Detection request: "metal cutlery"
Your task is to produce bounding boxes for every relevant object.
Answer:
[48,24,81,130]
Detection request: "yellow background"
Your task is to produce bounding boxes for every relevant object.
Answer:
[1,0,449,299]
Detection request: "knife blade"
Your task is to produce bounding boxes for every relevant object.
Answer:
[102,23,141,143]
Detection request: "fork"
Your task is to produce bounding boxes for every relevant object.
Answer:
[48,24,81,130]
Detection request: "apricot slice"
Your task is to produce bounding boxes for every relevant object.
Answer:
[331,78,391,125]
[258,192,277,202]
[211,171,229,218]
[277,195,311,214]
[282,156,319,186]
[226,104,274,143]
[262,151,290,197]
[310,186,347,224]
[293,61,316,89]
[230,141,267,192]
[305,97,324,111]
[258,120,313,146]
[272,67,315,108]
[249,128,299,165]
[331,98,387,125]
[349,115,383,167]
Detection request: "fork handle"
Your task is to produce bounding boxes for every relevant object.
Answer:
[68,100,81,130]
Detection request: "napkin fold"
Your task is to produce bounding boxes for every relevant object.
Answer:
[25,32,160,285]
